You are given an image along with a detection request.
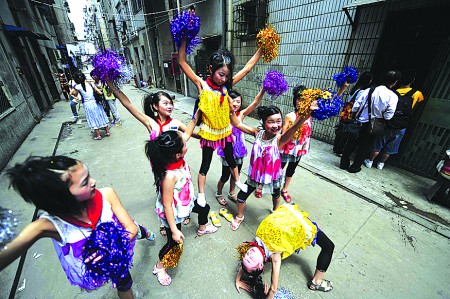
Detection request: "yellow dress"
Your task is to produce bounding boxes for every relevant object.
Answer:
[198,89,232,141]
[256,204,317,259]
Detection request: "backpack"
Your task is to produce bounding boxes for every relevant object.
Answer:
[388,89,415,129]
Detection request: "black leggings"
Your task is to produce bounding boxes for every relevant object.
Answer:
[220,163,243,183]
[116,271,133,292]
[199,142,236,176]
[315,231,335,272]
[236,181,281,203]
[281,157,301,178]
[159,202,210,260]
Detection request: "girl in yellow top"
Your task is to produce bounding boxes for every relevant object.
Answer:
[178,38,262,205]
[235,204,335,298]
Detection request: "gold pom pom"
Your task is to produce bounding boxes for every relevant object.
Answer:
[296,88,322,117]
[256,24,281,63]
[160,243,183,268]
[236,243,251,260]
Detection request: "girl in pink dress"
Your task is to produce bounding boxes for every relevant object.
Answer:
[145,113,217,286]
[1,156,152,298]
[229,104,318,231]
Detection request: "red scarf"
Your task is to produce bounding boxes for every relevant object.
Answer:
[166,159,185,170]
[156,117,172,133]
[247,241,267,262]
[58,189,103,230]
[206,76,226,104]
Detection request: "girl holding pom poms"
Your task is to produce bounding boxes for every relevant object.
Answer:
[280,83,349,203]
[1,156,154,298]
[146,112,218,286]
[106,82,195,233]
[178,27,263,206]
[228,102,318,231]
[235,204,335,298]
[215,88,265,205]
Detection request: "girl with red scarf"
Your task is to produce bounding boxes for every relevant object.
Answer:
[1,156,153,298]
[178,38,262,206]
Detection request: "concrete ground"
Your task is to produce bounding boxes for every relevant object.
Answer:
[0,82,449,299]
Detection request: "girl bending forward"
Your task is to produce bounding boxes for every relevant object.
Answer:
[236,204,335,298]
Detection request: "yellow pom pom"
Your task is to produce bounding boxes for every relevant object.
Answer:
[160,243,183,268]
[256,24,281,63]
[236,243,251,260]
[296,88,322,117]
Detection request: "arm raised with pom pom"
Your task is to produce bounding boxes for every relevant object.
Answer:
[278,102,318,148]
[106,80,157,133]
[232,48,263,85]
[178,39,203,93]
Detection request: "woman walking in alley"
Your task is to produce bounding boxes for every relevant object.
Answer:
[70,72,110,140]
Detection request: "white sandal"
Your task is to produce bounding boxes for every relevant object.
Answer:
[231,215,244,231]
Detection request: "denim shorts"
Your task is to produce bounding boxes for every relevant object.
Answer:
[371,128,406,155]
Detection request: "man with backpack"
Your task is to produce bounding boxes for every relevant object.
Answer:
[363,70,423,170]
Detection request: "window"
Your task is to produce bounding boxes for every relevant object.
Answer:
[0,81,13,115]
[233,0,268,39]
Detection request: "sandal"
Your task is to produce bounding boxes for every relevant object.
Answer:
[255,186,263,199]
[197,224,218,236]
[230,215,244,231]
[146,230,155,241]
[183,216,191,225]
[208,211,222,227]
[307,279,333,292]
[159,224,167,236]
[153,265,172,286]
[227,192,237,203]
[93,136,102,140]
[105,132,111,137]
[215,193,227,206]
[281,190,292,203]
[219,208,234,222]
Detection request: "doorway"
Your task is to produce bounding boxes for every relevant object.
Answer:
[372,4,450,176]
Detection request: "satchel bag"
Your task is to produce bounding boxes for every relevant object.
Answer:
[369,118,386,136]
[341,120,363,138]
[367,87,386,136]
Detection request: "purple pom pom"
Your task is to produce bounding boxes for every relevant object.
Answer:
[82,222,133,288]
[311,89,343,120]
[171,11,201,54]
[333,66,358,87]
[0,207,19,250]
[274,287,295,299]
[263,70,289,98]
[92,50,133,88]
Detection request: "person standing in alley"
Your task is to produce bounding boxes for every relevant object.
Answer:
[70,72,110,140]
[55,69,70,102]
[363,70,423,170]
[340,70,400,173]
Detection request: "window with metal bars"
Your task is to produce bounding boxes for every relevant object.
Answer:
[0,82,13,115]
[233,0,268,39]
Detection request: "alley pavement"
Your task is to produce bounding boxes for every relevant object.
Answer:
[0,83,449,299]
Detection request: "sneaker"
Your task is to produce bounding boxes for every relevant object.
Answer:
[115,121,122,126]
[376,162,385,170]
[110,121,115,126]
[363,159,373,168]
